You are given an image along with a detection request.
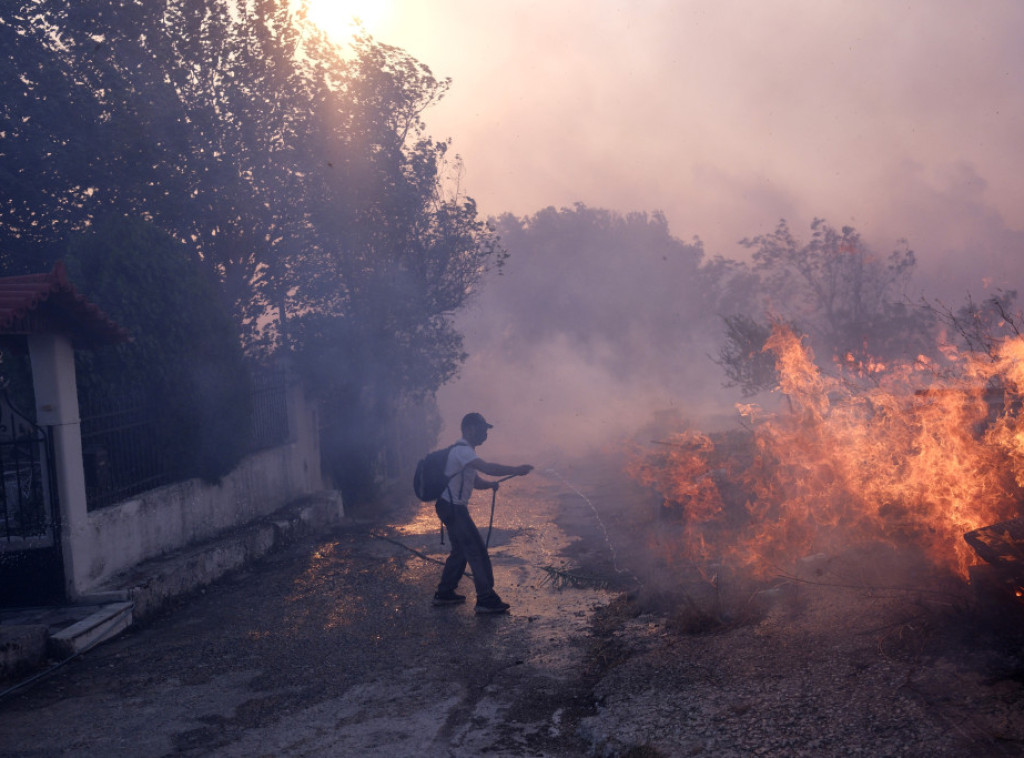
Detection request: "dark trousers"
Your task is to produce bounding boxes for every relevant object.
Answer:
[435,498,495,598]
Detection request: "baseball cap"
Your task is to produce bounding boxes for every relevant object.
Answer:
[461,412,493,430]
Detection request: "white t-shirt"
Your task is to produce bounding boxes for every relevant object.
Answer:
[444,439,480,505]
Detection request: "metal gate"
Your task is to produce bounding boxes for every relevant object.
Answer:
[0,390,64,607]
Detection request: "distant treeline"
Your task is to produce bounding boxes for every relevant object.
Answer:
[479,205,1019,400]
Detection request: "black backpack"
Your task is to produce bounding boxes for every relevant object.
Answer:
[413,444,458,502]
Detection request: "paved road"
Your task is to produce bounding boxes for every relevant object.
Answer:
[0,472,620,757]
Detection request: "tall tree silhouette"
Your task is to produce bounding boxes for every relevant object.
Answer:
[1,0,501,502]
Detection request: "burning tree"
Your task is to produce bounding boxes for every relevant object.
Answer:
[716,218,936,396]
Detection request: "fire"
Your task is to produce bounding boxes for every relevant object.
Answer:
[629,323,1024,579]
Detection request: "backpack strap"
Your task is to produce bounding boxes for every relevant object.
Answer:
[441,440,473,504]
[439,441,473,545]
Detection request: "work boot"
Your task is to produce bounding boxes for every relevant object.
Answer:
[474,593,511,614]
[432,590,466,606]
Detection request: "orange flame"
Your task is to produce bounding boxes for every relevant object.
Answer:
[629,323,1024,579]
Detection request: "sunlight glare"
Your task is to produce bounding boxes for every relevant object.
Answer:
[305,0,392,42]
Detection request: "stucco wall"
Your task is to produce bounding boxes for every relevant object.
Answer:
[77,381,326,592]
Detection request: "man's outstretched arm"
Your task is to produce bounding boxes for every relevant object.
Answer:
[474,460,533,486]
[476,460,533,478]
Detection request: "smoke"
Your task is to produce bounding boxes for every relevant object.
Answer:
[435,207,742,461]
[380,1,1024,299]
[438,327,731,464]
[864,160,1024,302]
[408,1,1024,474]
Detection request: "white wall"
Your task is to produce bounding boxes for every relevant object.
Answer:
[75,381,325,593]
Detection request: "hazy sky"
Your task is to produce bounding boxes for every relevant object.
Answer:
[306,1,1024,450]
[310,0,1024,297]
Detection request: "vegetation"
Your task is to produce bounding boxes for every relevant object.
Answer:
[488,205,717,388]
[715,218,936,395]
[4,2,1001,504]
[1,0,500,503]
[927,289,1022,360]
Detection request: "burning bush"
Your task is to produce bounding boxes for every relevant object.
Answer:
[629,323,1024,581]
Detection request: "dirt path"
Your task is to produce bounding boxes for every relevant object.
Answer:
[2,464,1024,757]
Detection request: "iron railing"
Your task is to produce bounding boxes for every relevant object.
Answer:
[0,391,56,543]
[79,369,290,511]
[248,368,290,452]
[79,384,174,510]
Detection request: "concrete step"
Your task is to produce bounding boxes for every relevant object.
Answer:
[48,601,134,659]
[0,600,129,683]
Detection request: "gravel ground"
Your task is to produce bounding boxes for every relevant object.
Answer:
[1,462,1023,756]
[561,460,1024,757]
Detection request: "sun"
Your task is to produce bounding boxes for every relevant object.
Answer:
[305,0,392,42]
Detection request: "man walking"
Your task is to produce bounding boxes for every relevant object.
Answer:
[433,412,533,614]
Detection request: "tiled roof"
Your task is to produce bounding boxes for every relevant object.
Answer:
[0,261,129,346]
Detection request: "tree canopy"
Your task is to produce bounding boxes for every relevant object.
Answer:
[1,0,501,503]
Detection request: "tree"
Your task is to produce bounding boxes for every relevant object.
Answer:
[484,205,714,382]
[716,218,935,394]
[0,0,128,271]
[280,39,501,503]
[747,218,927,360]
[0,0,315,325]
[1,0,503,504]
[715,313,781,397]
[927,290,1022,360]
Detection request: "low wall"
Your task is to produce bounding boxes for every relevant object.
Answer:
[74,381,328,593]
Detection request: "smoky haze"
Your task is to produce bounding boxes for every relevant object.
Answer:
[350,1,1024,297]
[434,201,1016,464]
[330,2,1024,455]
[358,2,1024,453]
[436,207,740,460]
